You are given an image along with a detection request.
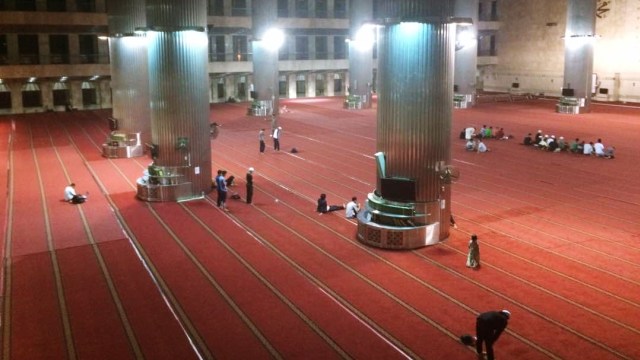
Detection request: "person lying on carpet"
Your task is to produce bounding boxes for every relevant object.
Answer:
[64,183,88,204]
[316,193,345,214]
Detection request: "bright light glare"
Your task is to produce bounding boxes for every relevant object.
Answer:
[120,35,147,49]
[353,25,375,51]
[456,29,476,49]
[398,22,423,36]
[182,30,209,48]
[262,28,285,50]
[564,35,597,51]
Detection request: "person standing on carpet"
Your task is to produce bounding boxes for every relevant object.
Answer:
[215,170,229,211]
[466,234,480,268]
[475,310,511,360]
[259,129,266,153]
[246,167,254,204]
[272,126,282,151]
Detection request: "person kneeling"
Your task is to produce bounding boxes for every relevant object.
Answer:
[317,193,344,214]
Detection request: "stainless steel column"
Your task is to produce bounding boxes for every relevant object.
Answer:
[347,0,374,109]
[454,0,478,108]
[562,0,597,113]
[104,0,149,158]
[136,0,211,201]
[357,0,455,249]
[251,0,279,116]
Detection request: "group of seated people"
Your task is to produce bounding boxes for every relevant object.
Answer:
[317,193,361,219]
[462,125,512,153]
[523,130,616,158]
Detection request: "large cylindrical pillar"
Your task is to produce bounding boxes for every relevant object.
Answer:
[103,0,150,158]
[136,0,212,201]
[453,0,478,108]
[347,0,374,109]
[560,0,597,113]
[357,0,455,249]
[250,0,280,117]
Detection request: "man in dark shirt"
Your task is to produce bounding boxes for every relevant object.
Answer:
[476,310,510,360]
[246,167,254,204]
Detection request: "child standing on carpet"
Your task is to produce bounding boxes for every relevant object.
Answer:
[466,234,480,269]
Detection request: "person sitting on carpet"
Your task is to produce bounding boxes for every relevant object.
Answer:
[556,136,567,151]
[547,135,559,152]
[317,193,345,214]
[604,145,616,159]
[594,138,606,157]
[466,138,476,151]
[477,140,489,153]
[523,133,533,146]
[345,196,361,219]
[533,130,543,145]
[583,141,594,156]
[64,183,88,204]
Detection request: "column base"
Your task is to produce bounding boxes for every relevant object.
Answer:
[356,193,444,250]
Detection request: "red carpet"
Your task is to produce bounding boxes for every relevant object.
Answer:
[1,98,639,359]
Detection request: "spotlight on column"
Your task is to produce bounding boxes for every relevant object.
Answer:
[351,24,376,51]
[262,28,285,50]
[455,29,476,51]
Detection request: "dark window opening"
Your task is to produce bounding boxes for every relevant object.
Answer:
[333,36,346,60]
[53,89,69,106]
[49,35,69,64]
[295,36,308,60]
[47,0,66,11]
[279,43,290,61]
[217,83,225,99]
[316,0,328,18]
[16,0,36,11]
[238,83,246,98]
[316,79,325,96]
[18,34,39,64]
[294,0,309,18]
[232,35,248,61]
[0,92,11,109]
[231,0,248,16]
[209,0,224,15]
[334,78,343,93]
[77,0,96,12]
[296,80,306,96]
[315,36,328,60]
[210,35,226,62]
[334,0,347,18]
[0,35,8,65]
[279,80,287,96]
[82,88,97,106]
[277,0,288,17]
[22,90,42,107]
[79,34,98,64]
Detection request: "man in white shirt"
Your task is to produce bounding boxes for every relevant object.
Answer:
[583,141,594,155]
[64,183,87,204]
[593,139,605,156]
[272,126,282,151]
[345,196,361,219]
[477,140,489,153]
[464,126,476,140]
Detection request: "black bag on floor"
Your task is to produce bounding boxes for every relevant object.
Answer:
[460,334,476,346]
